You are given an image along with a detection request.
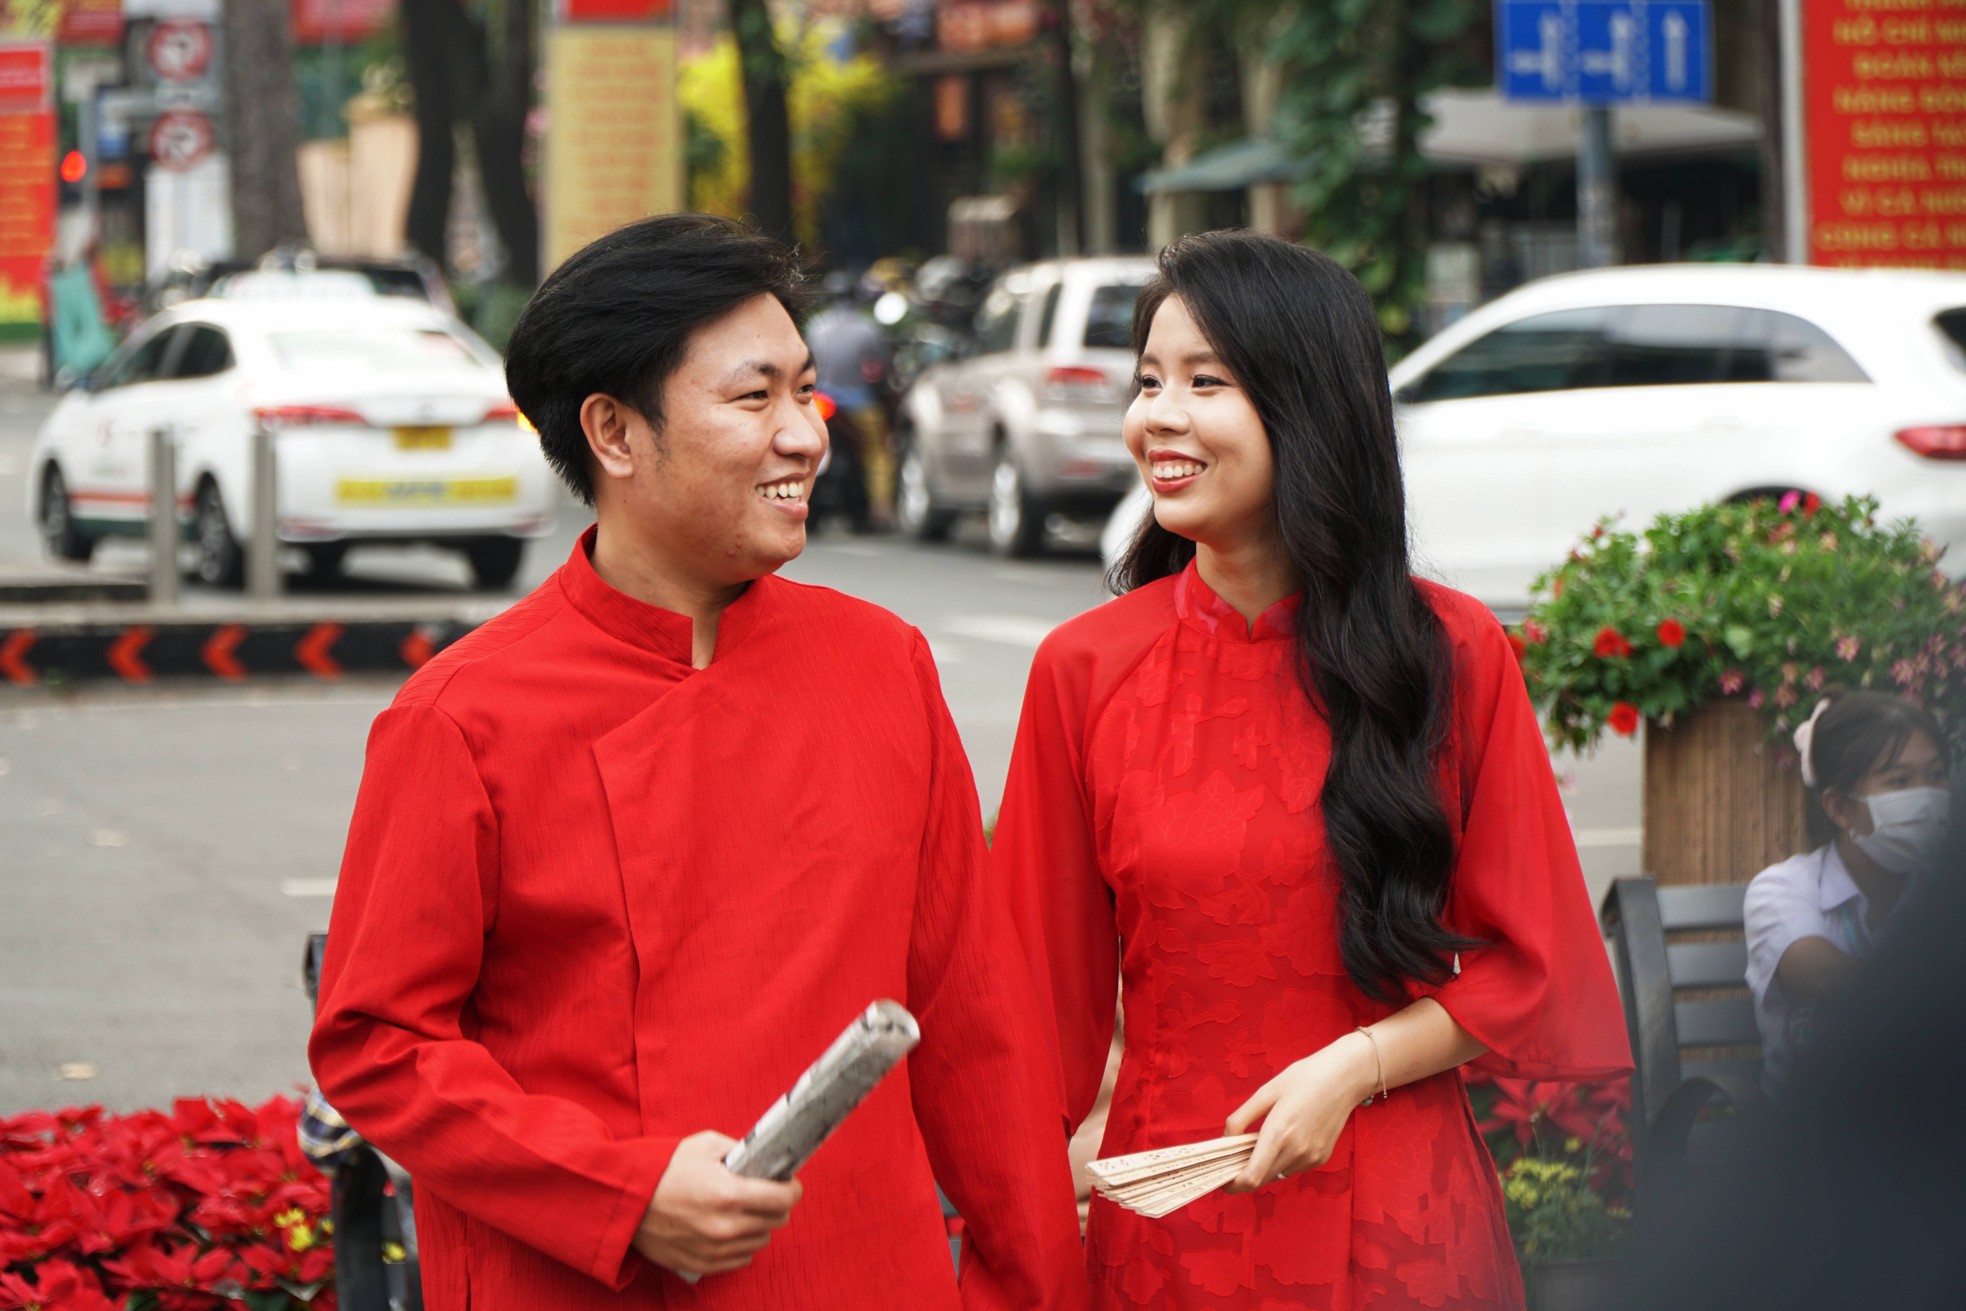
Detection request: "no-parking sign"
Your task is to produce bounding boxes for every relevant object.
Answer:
[147,20,214,83]
[149,108,213,170]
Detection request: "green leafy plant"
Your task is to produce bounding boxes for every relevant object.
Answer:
[1468,1071,1631,1264]
[1500,1156,1627,1265]
[1516,496,1966,754]
[1269,0,1488,349]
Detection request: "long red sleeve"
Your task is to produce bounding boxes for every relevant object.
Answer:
[310,704,675,1289]
[901,634,1090,1311]
[1416,593,1633,1082]
[991,626,1123,1135]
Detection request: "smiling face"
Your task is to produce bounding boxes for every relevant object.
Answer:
[1124,295,1275,554]
[589,292,826,589]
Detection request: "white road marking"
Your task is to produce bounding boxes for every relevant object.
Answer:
[942,615,1057,648]
[1572,826,1641,849]
[281,878,338,898]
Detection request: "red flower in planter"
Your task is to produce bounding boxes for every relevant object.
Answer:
[1608,702,1641,736]
[1523,619,1548,645]
[1656,619,1686,648]
[0,1258,118,1311]
[1592,626,1633,659]
[0,1173,87,1265]
[237,1235,334,1289]
[70,1180,180,1256]
[1507,630,1527,662]
[103,1241,242,1310]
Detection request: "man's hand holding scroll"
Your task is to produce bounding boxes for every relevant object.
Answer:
[633,1132,802,1278]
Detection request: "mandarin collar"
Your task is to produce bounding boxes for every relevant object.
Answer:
[1173,559,1300,643]
[556,524,774,666]
[1818,843,1867,915]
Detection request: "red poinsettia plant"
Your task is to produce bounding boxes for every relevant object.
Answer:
[0,1095,333,1311]
[1515,495,1966,753]
[1464,1071,1633,1264]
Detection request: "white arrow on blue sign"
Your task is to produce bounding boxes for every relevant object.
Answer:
[1496,0,1711,105]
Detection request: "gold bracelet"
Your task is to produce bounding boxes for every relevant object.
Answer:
[1355,1026,1389,1107]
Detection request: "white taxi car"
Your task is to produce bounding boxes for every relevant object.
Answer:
[1104,264,1966,607]
[29,296,554,589]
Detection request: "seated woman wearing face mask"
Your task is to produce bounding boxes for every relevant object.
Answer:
[1745,690,1953,1096]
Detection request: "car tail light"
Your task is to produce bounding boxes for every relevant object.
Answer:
[813,392,839,421]
[483,399,522,424]
[1896,425,1966,459]
[1045,366,1111,402]
[254,405,366,430]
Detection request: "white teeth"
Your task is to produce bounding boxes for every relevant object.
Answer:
[1152,462,1204,480]
[759,481,804,501]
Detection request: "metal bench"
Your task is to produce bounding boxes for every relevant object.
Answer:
[303,932,424,1311]
[1599,878,1763,1207]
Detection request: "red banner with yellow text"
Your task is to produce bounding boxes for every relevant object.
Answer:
[0,39,53,332]
[1804,0,1966,269]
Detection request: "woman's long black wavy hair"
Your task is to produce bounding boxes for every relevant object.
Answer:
[1111,229,1475,1003]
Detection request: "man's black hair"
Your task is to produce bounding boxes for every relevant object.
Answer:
[505,214,810,506]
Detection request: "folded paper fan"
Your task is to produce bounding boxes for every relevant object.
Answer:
[1087,1133,1257,1218]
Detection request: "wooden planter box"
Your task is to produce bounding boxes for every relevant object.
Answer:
[1642,700,1809,887]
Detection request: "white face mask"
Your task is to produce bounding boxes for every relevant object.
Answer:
[1853,786,1952,875]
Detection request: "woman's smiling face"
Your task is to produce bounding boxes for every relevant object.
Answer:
[1123,295,1275,553]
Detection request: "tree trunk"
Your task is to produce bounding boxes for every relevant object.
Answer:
[1048,0,1083,255]
[399,0,459,267]
[221,0,309,257]
[461,0,540,285]
[730,0,792,241]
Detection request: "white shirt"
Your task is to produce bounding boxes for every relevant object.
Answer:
[1744,844,1884,1095]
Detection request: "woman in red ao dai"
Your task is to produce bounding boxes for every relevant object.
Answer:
[992,232,1632,1310]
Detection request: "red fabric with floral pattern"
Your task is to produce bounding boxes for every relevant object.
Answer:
[993,563,1632,1310]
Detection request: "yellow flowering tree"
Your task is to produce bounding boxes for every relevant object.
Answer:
[681,21,899,250]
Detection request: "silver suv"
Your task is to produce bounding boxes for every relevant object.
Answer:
[895,257,1155,556]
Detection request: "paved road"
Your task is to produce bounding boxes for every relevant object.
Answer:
[0,371,1640,1115]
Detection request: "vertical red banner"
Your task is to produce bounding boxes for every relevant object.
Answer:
[57,0,126,46]
[1803,1,1966,269]
[558,0,674,21]
[0,39,54,334]
[291,0,397,44]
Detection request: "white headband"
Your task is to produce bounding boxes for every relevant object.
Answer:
[1794,698,1833,788]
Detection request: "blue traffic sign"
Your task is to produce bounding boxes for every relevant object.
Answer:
[1496,0,1710,105]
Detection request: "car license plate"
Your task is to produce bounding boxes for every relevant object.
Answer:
[394,425,453,450]
[336,477,518,506]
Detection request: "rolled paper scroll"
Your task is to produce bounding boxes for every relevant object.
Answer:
[676,1000,921,1282]
[724,999,921,1180]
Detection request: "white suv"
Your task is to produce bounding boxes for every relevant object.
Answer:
[897,257,1156,556]
[1103,264,1966,607]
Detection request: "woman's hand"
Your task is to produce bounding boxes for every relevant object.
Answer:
[1222,1031,1378,1192]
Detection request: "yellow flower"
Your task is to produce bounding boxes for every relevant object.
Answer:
[272,1208,306,1230]
[1563,1137,1583,1154]
[383,1242,408,1265]
[288,1226,318,1253]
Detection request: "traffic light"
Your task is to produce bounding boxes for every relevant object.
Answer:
[57,148,89,206]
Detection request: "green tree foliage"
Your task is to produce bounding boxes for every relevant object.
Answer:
[1269,0,1488,346]
[681,23,899,251]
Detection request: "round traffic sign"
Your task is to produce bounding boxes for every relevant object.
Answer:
[148,20,214,82]
[149,109,213,171]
